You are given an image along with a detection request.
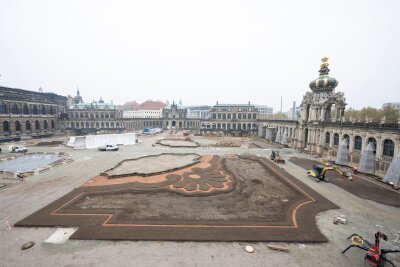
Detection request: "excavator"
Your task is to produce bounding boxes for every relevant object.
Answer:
[307,159,351,182]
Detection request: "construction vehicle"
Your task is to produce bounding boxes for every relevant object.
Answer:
[307,160,351,182]
[270,150,285,164]
[342,231,400,267]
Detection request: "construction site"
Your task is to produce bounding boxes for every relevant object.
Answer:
[0,130,399,267]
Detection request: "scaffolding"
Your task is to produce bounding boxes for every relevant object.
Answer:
[383,153,400,187]
[358,142,375,174]
[335,138,349,165]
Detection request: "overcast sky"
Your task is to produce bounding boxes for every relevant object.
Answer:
[0,0,399,112]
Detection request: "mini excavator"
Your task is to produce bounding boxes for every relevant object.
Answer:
[270,150,285,164]
[307,159,351,182]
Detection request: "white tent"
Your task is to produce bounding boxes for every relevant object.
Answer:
[384,153,400,187]
[67,133,137,149]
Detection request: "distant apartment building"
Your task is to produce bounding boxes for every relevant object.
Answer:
[254,105,273,115]
[186,105,210,119]
[122,100,165,119]
[382,102,400,111]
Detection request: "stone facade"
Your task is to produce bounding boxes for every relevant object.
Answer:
[0,86,67,140]
[62,99,125,135]
[205,103,258,133]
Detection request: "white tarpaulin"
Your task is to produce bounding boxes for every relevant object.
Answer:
[67,133,137,149]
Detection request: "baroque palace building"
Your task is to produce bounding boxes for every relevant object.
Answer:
[0,86,67,141]
[62,94,125,135]
[258,57,400,177]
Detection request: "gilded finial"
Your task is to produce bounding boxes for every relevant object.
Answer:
[320,56,329,68]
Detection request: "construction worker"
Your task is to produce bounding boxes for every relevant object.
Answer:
[353,164,358,174]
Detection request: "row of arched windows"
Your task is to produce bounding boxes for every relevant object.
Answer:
[0,103,56,115]
[2,120,55,132]
[325,132,395,157]
[69,112,115,119]
[212,113,257,120]
[69,121,122,129]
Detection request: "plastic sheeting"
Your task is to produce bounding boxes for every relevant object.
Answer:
[281,130,288,145]
[265,127,276,141]
[383,153,400,187]
[275,129,282,143]
[358,142,375,174]
[335,138,349,165]
[67,133,137,149]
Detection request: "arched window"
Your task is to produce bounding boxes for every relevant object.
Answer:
[105,113,109,118]
[51,120,55,129]
[217,113,221,119]
[80,112,83,118]
[84,113,88,118]
[227,114,231,120]
[217,123,221,129]
[333,133,339,146]
[111,122,114,128]
[49,106,55,115]
[32,105,38,115]
[0,103,7,114]
[222,113,226,120]
[248,123,251,130]
[354,136,362,151]
[96,122,99,128]
[23,104,29,114]
[3,121,10,132]
[243,114,247,120]
[101,122,104,128]
[238,114,242,120]
[35,120,40,130]
[383,139,395,157]
[238,123,242,130]
[233,113,236,120]
[41,105,46,115]
[100,113,104,119]
[106,122,109,128]
[15,121,21,131]
[253,113,257,119]
[325,132,330,144]
[71,122,75,128]
[11,103,19,114]
[81,122,84,128]
[243,123,247,130]
[44,120,48,129]
[26,121,31,131]
[96,113,99,118]
[85,122,89,128]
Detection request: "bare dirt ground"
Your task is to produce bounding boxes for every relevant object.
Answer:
[104,153,199,176]
[0,132,399,267]
[75,157,301,223]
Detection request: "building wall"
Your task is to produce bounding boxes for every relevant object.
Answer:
[208,104,258,132]
[0,87,67,138]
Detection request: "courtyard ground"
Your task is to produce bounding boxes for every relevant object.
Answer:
[0,133,399,267]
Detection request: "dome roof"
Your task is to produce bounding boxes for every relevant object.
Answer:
[309,56,339,92]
